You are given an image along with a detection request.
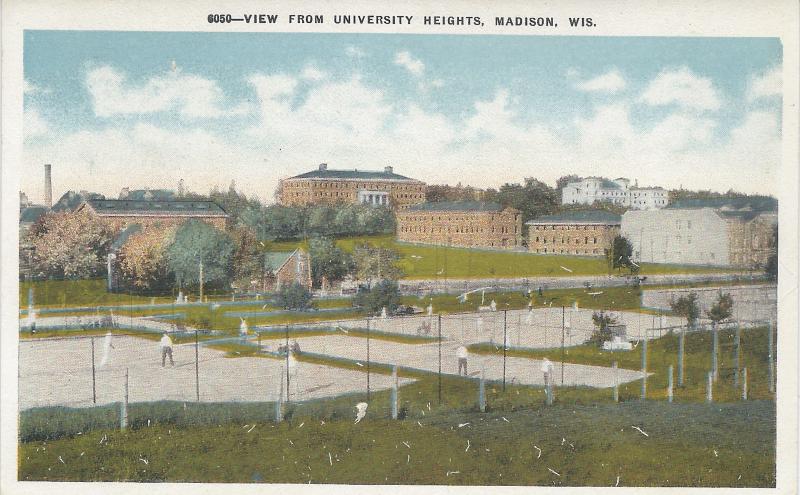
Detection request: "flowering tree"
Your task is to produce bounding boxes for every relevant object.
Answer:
[117,227,176,290]
[30,211,113,279]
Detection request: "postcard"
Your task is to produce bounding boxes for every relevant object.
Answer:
[2,0,798,493]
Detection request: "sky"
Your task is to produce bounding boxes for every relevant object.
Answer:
[22,31,783,204]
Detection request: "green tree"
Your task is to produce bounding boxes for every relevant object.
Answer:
[117,226,176,291]
[275,282,313,310]
[309,237,355,287]
[166,220,235,295]
[494,178,559,222]
[229,226,264,291]
[608,235,635,273]
[354,244,404,286]
[588,310,618,347]
[354,279,401,315]
[670,292,700,329]
[707,292,734,326]
[765,224,778,281]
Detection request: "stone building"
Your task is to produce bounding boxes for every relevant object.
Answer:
[263,249,312,291]
[396,201,522,249]
[526,210,621,256]
[76,199,229,232]
[278,163,426,209]
[621,198,777,268]
[561,177,668,210]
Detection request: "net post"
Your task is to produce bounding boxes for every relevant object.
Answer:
[91,337,97,405]
[612,361,619,403]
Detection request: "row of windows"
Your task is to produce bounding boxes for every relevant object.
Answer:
[531,225,606,231]
[400,225,519,234]
[536,248,601,255]
[534,236,599,245]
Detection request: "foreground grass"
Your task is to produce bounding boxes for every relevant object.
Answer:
[19,399,774,486]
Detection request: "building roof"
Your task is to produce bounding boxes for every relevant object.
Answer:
[52,191,105,212]
[405,201,507,212]
[110,224,142,251]
[20,205,48,224]
[667,197,777,212]
[82,199,228,217]
[526,210,621,225]
[286,166,420,182]
[264,250,297,274]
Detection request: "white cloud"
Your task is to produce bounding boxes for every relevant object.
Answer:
[24,79,46,95]
[431,79,445,88]
[748,66,782,102]
[86,65,250,119]
[301,64,328,82]
[394,51,425,76]
[345,45,366,58]
[574,69,627,93]
[640,67,721,111]
[24,108,49,138]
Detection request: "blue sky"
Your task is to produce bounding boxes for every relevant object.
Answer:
[23,31,783,202]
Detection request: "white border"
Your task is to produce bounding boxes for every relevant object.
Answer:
[2,0,798,494]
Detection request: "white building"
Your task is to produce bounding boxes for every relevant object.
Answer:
[621,198,778,267]
[561,177,668,210]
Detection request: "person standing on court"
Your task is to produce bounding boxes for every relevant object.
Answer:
[456,344,469,376]
[160,332,175,367]
[541,357,553,388]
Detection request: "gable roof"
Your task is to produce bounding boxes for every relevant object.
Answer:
[526,210,621,225]
[52,191,105,212]
[110,224,142,251]
[82,199,228,217]
[287,168,420,182]
[264,249,298,274]
[406,201,507,212]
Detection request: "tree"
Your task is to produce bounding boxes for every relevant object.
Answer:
[229,226,264,291]
[670,292,700,329]
[707,292,734,326]
[166,220,235,294]
[30,211,114,279]
[555,174,581,203]
[354,244,404,286]
[588,310,618,347]
[309,237,355,287]
[117,226,176,291]
[354,279,401,315]
[275,282,313,310]
[608,235,635,273]
[494,179,559,222]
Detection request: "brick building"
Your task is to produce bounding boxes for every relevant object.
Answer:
[263,249,312,291]
[396,201,522,249]
[278,163,426,209]
[526,210,621,256]
[76,199,229,231]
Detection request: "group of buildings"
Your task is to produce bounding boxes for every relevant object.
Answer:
[21,162,778,283]
[276,163,776,269]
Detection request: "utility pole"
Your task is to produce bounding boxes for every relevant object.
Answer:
[561,305,565,386]
[502,309,507,391]
[199,260,204,302]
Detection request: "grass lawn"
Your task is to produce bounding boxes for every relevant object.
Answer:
[18,392,774,486]
[264,235,738,280]
[470,325,776,403]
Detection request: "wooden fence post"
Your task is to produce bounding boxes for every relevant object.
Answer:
[391,365,398,420]
[667,365,674,403]
[478,366,486,413]
[678,328,685,387]
[640,339,647,400]
[612,361,619,403]
[706,371,713,403]
[741,367,748,400]
[120,368,129,431]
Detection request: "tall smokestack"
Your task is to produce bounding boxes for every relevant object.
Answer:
[44,164,52,208]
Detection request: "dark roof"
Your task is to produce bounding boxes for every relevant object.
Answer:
[287,168,419,182]
[406,201,505,212]
[84,199,228,217]
[20,206,48,224]
[111,224,142,251]
[52,191,105,212]
[667,197,777,212]
[526,210,621,225]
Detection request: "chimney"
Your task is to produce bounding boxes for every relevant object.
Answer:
[319,163,328,171]
[44,164,52,208]
[384,166,393,174]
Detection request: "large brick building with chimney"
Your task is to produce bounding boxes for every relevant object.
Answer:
[526,210,621,256]
[278,163,426,209]
[396,201,523,249]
